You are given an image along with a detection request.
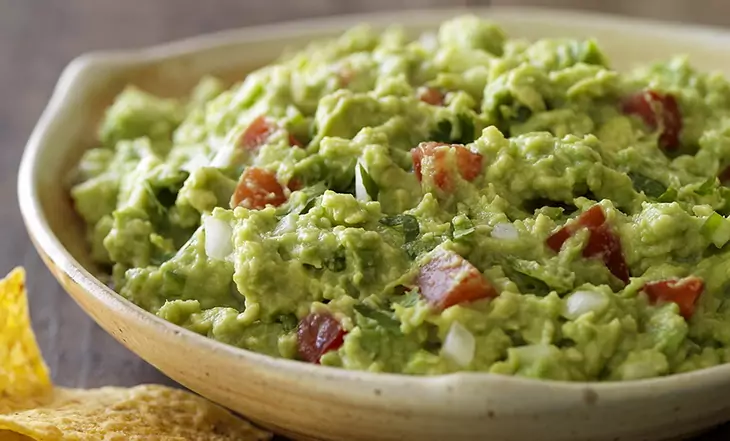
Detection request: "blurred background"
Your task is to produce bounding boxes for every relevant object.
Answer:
[2,0,730,396]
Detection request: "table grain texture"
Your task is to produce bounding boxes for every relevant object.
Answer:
[2,0,729,439]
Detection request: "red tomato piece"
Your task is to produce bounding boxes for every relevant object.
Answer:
[287,178,303,192]
[231,167,288,209]
[410,143,429,182]
[288,133,304,148]
[546,205,630,284]
[417,87,445,106]
[238,115,274,150]
[411,142,483,191]
[416,249,497,310]
[719,165,730,185]
[583,223,631,284]
[545,227,573,254]
[643,276,704,319]
[546,205,606,252]
[621,90,682,151]
[297,312,346,364]
[455,145,484,182]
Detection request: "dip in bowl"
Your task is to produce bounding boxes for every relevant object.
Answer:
[70,15,730,382]
[19,8,730,441]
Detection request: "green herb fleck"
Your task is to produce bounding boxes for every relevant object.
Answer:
[279,314,299,332]
[451,215,475,241]
[629,172,666,199]
[697,178,718,196]
[395,290,421,308]
[357,162,379,201]
[380,215,420,243]
[430,120,452,143]
[353,304,401,333]
[324,246,347,272]
[143,181,167,217]
[403,236,440,260]
[504,258,574,295]
[455,114,476,144]
[657,187,678,203]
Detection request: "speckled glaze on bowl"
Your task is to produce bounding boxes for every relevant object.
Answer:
[18,7,730,441]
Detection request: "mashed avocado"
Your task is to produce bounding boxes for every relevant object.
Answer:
[71,16,730,381]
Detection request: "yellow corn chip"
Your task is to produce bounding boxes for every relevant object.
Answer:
[0,267,272,441]
[0,268,52,405]
[0,385,271,441]
[0,430,32,441]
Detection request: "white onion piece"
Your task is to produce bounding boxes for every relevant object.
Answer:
[563,290,608,320]
[273,214,297,235]
[209,142,235,169]
[491,223,518,240]
[419,31,438,51]
[204,216,233,261]
[355,161,370,202]
[442,321,476,368]
[180,152,209,173]
[379,56,401,77]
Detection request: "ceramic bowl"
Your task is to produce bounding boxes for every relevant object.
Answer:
[18,7,730,441]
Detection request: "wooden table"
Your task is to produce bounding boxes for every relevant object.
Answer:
[2,0,729,438]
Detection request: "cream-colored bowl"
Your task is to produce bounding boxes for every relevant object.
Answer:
[18,7,730,441]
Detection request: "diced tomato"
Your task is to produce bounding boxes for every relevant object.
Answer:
[545,228,572,254]
[546,205,630,284]
[231,167,288,209]
[643,276,704,319]
[416,249,497,310]
[411,142,483,191]
[546,205,606,251]
[287,178,303,192]
[288,133,304,148]
[583,223,631,284]
[411,142,445,185]
[719,165,730,185]
[418,87,445,106]
[297,312,346,364]
[621,90,682,151]
[455,146,483,182]
[239,116,303,150]
[410,144,428,182]
[238,115,274,150]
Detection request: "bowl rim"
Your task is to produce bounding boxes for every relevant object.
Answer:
[17,5,730,398]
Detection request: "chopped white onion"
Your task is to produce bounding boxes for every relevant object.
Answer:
[563,290,609,320]
[273,214,297,235]
[491,222,519,240]
[209,143,235,169]
[204,216,233,261]
[180,152,209,173]
[419,32,439,51]
[355,161,370,202]
[379,56,402,77]
[442,321,475,368]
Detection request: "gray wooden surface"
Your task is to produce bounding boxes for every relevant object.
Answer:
[2,0,730,438]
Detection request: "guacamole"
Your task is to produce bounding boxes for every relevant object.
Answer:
[70,16,730,381]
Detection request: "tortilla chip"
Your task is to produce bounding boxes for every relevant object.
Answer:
[0,268,52,405]
[0,430,33,441]
[0,267,272,441]
[0,385,271,441]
